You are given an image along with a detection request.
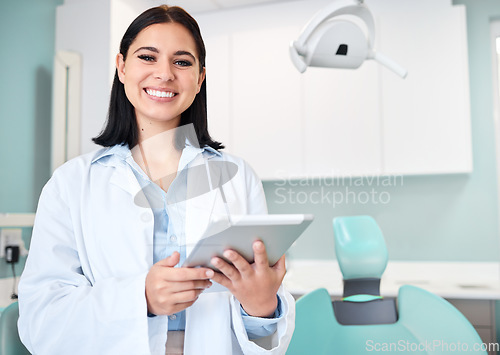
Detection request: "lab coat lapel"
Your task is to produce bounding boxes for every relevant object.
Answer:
[107,159,159,213]
[184,293,233,355]
[184,154,223,257]
[108,162,144,197]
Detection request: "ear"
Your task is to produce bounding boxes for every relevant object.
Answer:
[196,67,206,93]
[116,53,126,84]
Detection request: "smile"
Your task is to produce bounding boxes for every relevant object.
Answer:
[145,89,177,98]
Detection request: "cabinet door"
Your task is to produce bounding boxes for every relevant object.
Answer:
[373,0,472,175]
[230,27,304,180]
[205,34,232,148]
[303,62,382,177]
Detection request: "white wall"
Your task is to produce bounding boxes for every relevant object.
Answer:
[55,0,111,155]
[195,0,472,179]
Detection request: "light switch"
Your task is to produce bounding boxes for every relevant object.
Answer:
[0,228,27,258]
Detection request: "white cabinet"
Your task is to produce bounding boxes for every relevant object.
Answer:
[55,0,472,178]
[231,27,304,178]
[199,0,472,180]
[374,0,472,176]
[303,63,383,177]
[447,299,497,355]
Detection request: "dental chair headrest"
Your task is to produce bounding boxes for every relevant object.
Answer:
[333,215,388,280]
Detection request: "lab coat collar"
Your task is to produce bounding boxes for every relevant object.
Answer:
[177,141,221,173]
[91,141,221,168]
[91,144,130,166]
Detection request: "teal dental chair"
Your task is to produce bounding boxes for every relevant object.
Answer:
[287,216,486,354]
[0,302,30,355]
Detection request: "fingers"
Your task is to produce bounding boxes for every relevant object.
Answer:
[170,288,206,304]
[209,269,232,289]
[210,241,271,284]
[162,267,214,282]
[156,251,180,267]
[223,249,252,275]
[165,288,205,314]
[253,240,269,269]
[211,256,240,281]
[168,279,212,293]
[273,255,287,280]
[154,253,214,282]
[146,269,213,315]
[167,301,196,315]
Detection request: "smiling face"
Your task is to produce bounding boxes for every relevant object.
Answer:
[116,22,206,135]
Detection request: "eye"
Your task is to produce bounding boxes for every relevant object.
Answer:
[138,54,156,62]
[174,60,192,67]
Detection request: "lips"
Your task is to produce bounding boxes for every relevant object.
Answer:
[145,88,177,98]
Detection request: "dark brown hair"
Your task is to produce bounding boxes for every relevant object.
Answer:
[93,5,223,150]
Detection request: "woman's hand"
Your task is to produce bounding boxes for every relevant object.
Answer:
[145,251,214,315]
[210,241,286,318]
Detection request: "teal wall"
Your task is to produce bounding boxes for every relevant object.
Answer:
[264,0,500,262]
[0,0,62,278]
[0,0,63,213]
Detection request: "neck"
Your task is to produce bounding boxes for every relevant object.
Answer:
[139,129,178,158]
[136,115,181,144]
[132,120,182,189]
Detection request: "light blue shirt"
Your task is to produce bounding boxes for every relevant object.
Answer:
[106,143,281,339]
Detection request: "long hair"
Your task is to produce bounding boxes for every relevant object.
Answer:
[92,5,223,150]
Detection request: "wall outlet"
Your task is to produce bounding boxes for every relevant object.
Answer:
[0,228,27,258]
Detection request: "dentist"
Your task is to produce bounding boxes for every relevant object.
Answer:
[18,5,295,355]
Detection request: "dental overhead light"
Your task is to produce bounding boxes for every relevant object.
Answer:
[289,0,407,78]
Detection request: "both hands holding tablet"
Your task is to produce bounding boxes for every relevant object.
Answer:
[145,240,285,318]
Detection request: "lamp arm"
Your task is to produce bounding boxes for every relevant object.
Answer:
[289,40,308,73]
[295,0,361,51]
[370,51,408,78]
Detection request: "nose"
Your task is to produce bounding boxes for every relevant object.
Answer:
[154,61,175,81]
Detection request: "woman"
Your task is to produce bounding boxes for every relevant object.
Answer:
[17,5,295,355]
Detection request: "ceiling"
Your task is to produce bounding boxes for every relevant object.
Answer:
[143,0,294,14]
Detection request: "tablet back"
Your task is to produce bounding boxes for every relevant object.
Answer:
[183,214,313,270]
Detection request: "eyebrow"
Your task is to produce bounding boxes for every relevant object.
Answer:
[133,47,196,61]
[133,46,159,54]
[174,50,196,62]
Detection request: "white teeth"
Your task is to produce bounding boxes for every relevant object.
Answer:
[146,89,175,98]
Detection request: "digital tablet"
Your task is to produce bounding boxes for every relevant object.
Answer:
[182,214,314,271]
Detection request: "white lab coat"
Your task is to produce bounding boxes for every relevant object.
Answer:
[18,146,295,355]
